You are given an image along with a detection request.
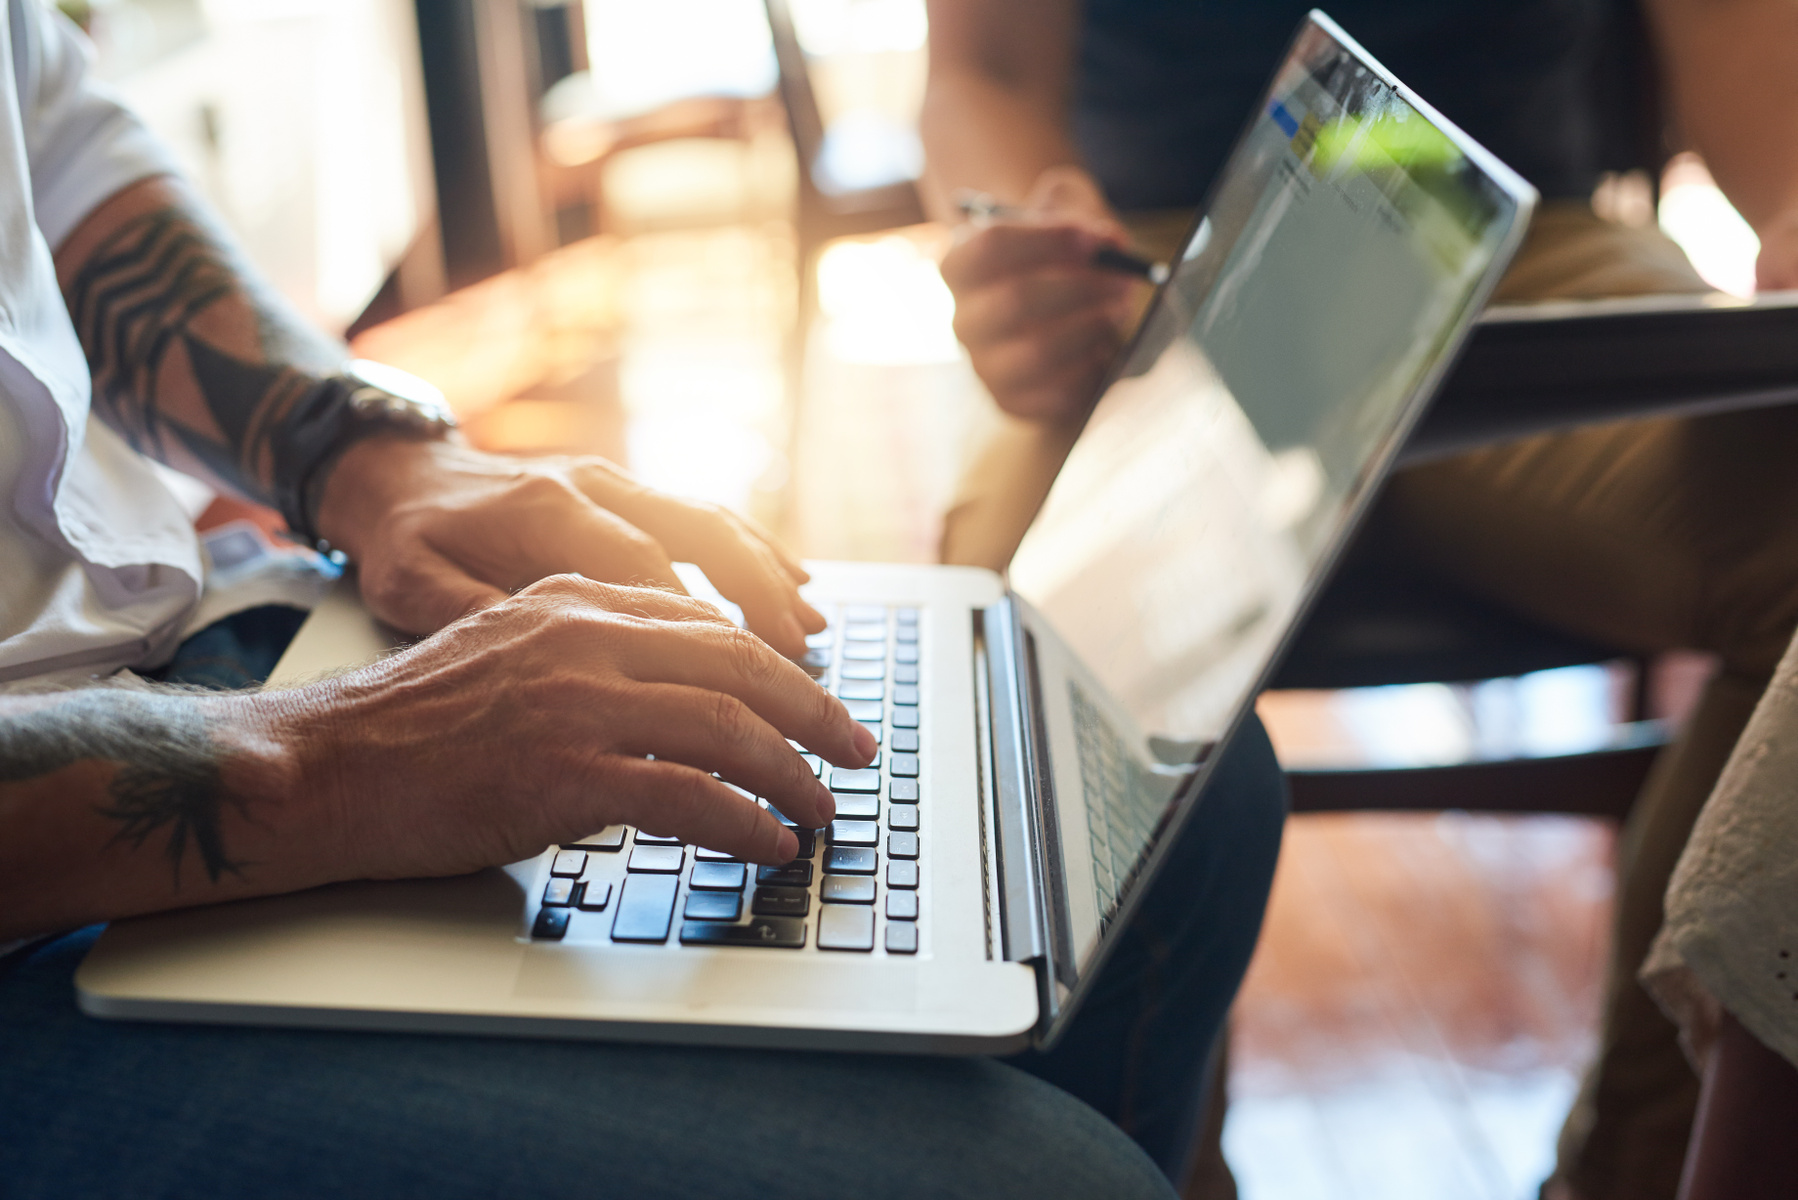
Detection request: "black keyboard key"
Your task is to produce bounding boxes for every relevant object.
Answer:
[627,845,685,873]
[840,661,885,680]
[890,729,919,753]
[888,832,920,859]
[889,804,919,831]
[890,779,919,803]
[829,819,879,846]
[576,881,613,911]
[565,826,625,851]
[611,875,679,943]
[894,664,918,684]
[635,830,681,845]
[887,891,919,920]
[792,829,817,858]
[684,891,742,921]
[891,706,920,729]
[752,886,811,917]
[837,679,883,701]
[818,905,876,951]
[885,921,918,954]
[690,861,747,890]
[542,878,576,906]
[756,861,814,887]
[680,917,807,948]
[822,875,876,904]
[829,768,880,793]
[832,792,878,819]
[890,753,920,778]
[764,802,798,828]
[550,850,587,877]
[893,684,920,706]
[840,699,883,722]
[895,645,919,664]
[888,860,919,888]
[532,907,570,940]
[825,846,878,874]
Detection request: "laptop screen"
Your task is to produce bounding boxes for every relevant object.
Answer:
[1006,13,1532,970]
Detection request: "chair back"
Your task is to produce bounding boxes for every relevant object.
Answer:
[762,0,828,186]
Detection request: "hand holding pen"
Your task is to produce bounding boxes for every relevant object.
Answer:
[954,190,1171,285]
[937,166,1147,422]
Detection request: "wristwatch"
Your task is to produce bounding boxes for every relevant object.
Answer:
[272,359,458,552]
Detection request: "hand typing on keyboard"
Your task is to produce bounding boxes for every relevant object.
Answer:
[282,576,876,878]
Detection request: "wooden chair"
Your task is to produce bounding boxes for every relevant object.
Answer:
[760,0,927,324]
[1274,293,1798,819]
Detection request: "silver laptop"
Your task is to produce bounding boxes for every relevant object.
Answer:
[76,13,1535,1053]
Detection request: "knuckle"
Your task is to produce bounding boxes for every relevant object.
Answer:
[722,626,782,686]
[706,690,758,750]
[510,471,582,511]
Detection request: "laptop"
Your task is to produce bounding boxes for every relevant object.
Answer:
[76,12,1535,1053]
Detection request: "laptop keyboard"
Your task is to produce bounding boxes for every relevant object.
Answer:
[529,604,923,955]
[1070,680,1171,932]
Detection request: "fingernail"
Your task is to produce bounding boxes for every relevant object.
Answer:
[776,828,799,862]
[852,723,877,763]
[815,781,837,823]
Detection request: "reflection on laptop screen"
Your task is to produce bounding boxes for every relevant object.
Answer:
[1007,17,1527,943]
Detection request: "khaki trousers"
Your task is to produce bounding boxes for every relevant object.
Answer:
[939,201,1798,1200]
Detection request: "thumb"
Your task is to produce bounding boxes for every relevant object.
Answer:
[1028,165,1124,238]
[359,544,508,635]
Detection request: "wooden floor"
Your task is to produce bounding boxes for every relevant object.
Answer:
[1226,810,1614,1200]
[356,219,1626,1200]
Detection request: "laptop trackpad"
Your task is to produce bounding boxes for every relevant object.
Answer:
[512,950,920,1014]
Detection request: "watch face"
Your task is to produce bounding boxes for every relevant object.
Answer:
[346,358,454,423]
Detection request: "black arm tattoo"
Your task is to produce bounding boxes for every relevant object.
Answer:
[63,199,341,506]
[0,691,246,886]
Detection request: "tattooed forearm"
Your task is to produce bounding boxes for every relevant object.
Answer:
[0,691,246,885]
[56,177,343,505]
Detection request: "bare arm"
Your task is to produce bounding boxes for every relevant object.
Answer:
[920,0,1085,217]
[52,177,824,651]
[1649,0,1798,286]
[0,578,873,943]
[922,0,1144,420]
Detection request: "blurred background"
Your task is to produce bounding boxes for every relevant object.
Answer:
[68,2,1768,1196]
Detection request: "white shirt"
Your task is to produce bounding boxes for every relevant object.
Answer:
[0,1,325,689]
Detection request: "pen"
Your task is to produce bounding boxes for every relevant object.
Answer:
[954,191,1171,285]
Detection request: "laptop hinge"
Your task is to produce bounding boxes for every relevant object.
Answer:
[979,597,1067,1028]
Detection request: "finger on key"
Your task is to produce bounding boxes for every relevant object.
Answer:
[636,495,820,655]
[596,757,798,864]
[615,621,876,768]
[618,682,837,828]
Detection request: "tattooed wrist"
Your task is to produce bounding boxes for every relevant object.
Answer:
[59,179,344,506]
[0,690,248,886]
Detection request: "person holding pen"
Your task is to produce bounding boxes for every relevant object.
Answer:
[919,2,1798,1198]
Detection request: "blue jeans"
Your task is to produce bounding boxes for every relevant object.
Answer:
[1,608,1286,1199]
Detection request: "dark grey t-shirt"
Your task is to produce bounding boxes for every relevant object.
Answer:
[1076,0,1643,209]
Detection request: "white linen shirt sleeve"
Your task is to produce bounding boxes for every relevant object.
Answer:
[12,0,176,249]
